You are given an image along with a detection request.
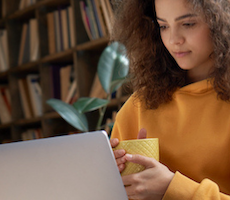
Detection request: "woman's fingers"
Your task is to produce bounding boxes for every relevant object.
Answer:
[114,149,126,158]
[118,163,126,172]
[110,138,119,148]
[110,138,127,172]
[137,128,147,139]
[114,149,126,172]
[125,154,157,169]
[115,152,126,164]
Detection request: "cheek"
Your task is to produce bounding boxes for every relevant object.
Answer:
[189,29,213,53]
[160,33,170,50]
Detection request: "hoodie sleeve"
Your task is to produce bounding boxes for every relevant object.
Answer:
[163,172,230,200]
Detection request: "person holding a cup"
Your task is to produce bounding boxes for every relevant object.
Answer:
[110,0,230,199]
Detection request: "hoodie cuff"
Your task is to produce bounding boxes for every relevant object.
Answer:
[163,171,199,200]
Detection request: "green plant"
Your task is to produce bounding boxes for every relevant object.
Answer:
[46,42,129,132]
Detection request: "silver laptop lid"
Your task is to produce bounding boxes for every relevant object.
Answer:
[0,131,128,200]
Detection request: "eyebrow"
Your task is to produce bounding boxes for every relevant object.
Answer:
[157,14,197,22]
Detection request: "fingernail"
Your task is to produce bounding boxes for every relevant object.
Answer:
[126,154,132,160]
[119,149,125,156]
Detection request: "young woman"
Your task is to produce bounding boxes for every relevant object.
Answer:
[110,0,230,199]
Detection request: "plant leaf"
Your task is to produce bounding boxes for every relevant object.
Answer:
[98,42,129,93]
[46,99,88,132]
[73,97,109,113]
[110,77,128,94]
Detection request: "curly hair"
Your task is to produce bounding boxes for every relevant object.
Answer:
[110,0,230,109]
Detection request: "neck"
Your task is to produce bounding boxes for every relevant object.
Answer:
[185,73,208,85]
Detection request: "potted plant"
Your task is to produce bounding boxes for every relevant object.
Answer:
[46,42,129,133]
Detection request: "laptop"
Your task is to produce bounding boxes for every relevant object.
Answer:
[0,130,128,200]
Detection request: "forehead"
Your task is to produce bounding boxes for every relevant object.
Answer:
[154,0,194,17]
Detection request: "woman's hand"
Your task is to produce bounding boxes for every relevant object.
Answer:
[110,138,126,172]
[122,154,174,200]
[110,128,148,173]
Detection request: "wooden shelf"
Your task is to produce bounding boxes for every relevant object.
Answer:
[41,48,74,64]
[0,122,12,129]
[9,5,37,20]
[14,116,42,126]
[8,0,70,20]
[37,0,70,8]
[76,37,109,51]
[43,111,60,119]
[0,18,5,28]
[10,61,40,73]
[0,0,129,143]
[0,70,9,79]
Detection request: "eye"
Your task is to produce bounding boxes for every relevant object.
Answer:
[159,25,168,31]
[183,23,196,28]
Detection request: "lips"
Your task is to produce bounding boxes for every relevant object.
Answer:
[173,51,191,58]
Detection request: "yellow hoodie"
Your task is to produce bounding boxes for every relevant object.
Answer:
[111,79,230,199]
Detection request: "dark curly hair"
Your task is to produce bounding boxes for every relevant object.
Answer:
[110,0,230,109]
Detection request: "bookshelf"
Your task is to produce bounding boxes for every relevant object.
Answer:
[0,0,130,143]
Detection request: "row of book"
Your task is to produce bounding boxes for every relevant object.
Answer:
[19,0,37,10]
[0,85,12,124]
[18,18,39,65]
[18,74,42,119]
[47,65,78,104]
[21,128,43,141]
[80,0,114,40]
[1,0,6,18]
[47,6,75,55]
[0,29,9,72]
[0,0,36,18]
[18,65,77,120]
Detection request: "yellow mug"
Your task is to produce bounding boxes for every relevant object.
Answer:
[114,138,159,176]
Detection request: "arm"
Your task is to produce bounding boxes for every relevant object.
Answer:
[163,171,230,200]
[122,154,230,200]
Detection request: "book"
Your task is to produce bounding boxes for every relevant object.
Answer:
[60,65,72,101]
[66,6,72,48]
[0,91,12,124]
[19,0,27,10]
[26,74,42,117]
[18,78,34,118]
[92,0,107,37]
[22,22,30,64]
[22,128,43,141]
[22,129,33,141]
[61,8,69,50]
[58,7,64,51]
[100,0,112,35]
[89,73,107,99]
[54,10,61,52]
[48,65,65,99]
[0,34,7,72]
[18,23,28,65]
[79,1,93,40]
[86,0,100,39]
[29,18,39,61]
[47,12,56,54]
[0,87,11,115]
[64,78,80,104]
[84,0,99,39]
[105,0,114,23]
[68,6,76,47]
[2,0,7,17]
[0,29,9,71]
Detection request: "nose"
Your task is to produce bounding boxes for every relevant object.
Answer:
[169,29,185,45]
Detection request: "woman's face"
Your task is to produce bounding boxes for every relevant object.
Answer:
[155,0,214,83]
